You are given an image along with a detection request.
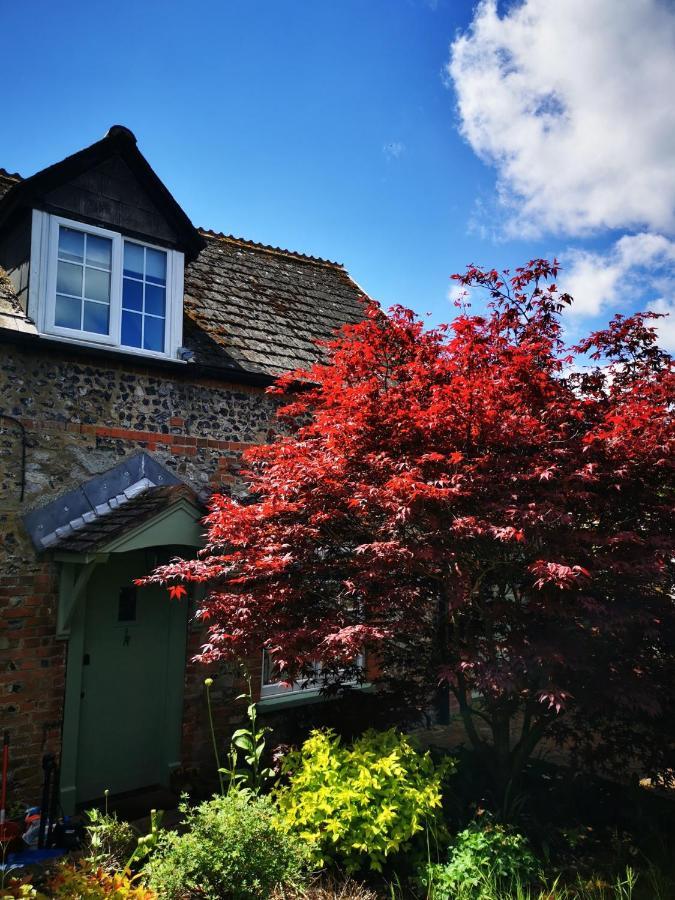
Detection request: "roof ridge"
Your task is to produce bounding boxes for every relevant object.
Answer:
[0,167,22,181]
[0,164,343,268]
[40,477,156,549]
[198,228,344,269]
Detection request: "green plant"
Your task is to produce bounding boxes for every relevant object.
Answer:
[46,860,156,899]
[1,838,39,899]
[422,819,537,899]
[421,870,637,899]
[0,875,40,899]
[142,789,310,899]
[204,677,225,795]
[205,669,273,795]
[643,859,675,900]
[125,809,164,872]
[229,670,274,792]
[276,728,453,873]
[83,806,138,872]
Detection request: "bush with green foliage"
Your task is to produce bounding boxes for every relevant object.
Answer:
[82,807,138,872]
[275,728,453,872]
[422,819,537,899]
[142,789,309,899]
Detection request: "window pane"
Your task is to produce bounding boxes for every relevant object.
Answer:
[118,587,137,622]
[58,227,84,263]
[145,284,165,317]
[143,316,164,351]
[55,295,82,329]
[146,248,166,285]
[122,277,143,311]
[84,267,110,302]
[56,261,83,297]
[123,242,144,280]
[83,300,109,334]
[86,234,112,270]
[121,310,142,347]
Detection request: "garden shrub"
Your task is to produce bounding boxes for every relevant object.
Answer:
[275,728,453,872]
[82,807,138,872]
[423,819,537,899]
[142,789,309,899]
[0,876,40,899]
[46,860,156,899]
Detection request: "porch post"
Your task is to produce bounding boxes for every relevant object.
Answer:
[57,558,103,814]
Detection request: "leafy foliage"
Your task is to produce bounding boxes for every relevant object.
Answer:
[423,819,537,898]
[275,728,452,872]
[212,670,274,793]
[145,259,675,796]
[46,861,155,899]
[82,807,138,872]
[142,790,309,899]
[0,877,40,899]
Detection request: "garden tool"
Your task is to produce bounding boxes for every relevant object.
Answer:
[0,731,20,843]
[37,753,59,849]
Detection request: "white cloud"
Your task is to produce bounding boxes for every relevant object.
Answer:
[383,141,405,160]
[561,232,675,350]
[648,297,675,353]
[448,0,675,238]
[448,282,472,307]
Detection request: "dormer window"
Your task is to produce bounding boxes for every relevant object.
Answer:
[31,211,184,359]
[122,242,167,352]
[55,225,113,337]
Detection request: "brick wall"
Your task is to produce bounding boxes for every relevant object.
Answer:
[0,340,278,805]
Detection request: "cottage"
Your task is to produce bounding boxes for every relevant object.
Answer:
[0,126,368,813]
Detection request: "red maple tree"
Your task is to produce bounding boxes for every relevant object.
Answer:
[148,260,674,793]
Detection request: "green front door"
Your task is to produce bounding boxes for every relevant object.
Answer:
[75,549,188,804]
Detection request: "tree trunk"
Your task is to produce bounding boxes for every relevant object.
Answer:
[434,591,451,724]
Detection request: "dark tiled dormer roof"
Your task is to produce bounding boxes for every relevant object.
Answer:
[0,169,36,333]
[0,169,20,200]
[0,166,368,380]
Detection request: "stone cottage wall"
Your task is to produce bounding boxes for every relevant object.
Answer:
[0,340,278,805]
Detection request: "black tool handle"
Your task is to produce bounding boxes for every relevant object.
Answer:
[38,753,55,850]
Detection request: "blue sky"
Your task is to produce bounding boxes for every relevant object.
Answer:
[2,0,674,349]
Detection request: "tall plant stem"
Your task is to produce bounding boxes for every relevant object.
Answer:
[205,678,225,795]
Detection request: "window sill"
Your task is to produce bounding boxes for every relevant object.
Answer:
[258,683,373,711]
[35,331,186,364]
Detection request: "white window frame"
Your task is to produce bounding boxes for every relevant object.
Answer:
[260,649,365,700]
[29,210,185,361]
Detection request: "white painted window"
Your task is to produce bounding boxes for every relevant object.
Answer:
[260,649,365,700]
[29,211,184,360]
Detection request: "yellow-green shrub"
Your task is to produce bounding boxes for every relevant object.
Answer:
[46,860,156,899]
[276,728,453,872]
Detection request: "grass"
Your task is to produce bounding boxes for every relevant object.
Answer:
[386,865,671,899]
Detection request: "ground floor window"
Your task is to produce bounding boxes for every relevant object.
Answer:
[260,650,364,699]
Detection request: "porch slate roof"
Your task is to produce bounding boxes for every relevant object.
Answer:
[46,483,202,554]
[0,160,368,379]
[22,451,203,553]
